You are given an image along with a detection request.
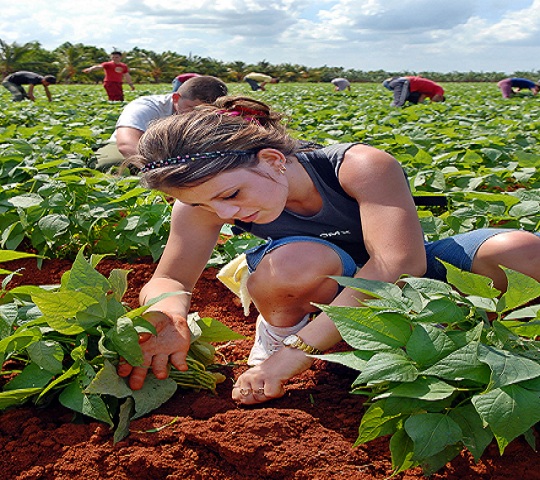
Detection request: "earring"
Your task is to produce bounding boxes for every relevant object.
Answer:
[279,163,287,174]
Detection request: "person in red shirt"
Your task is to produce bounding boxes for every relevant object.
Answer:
[83,51,135,101]
[383,76,445,107]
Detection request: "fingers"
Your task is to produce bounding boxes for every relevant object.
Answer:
[150,353,171,379]
[128,365,151,390]
[170,351,189,372]
[232,383,285,404]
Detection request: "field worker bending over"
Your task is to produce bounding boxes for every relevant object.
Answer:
[383,76,445,107]
[331,78,351,91]
[2,71,56,102]
[497,77,540,98]
[243,72,279,91]
[93,76,227,170]
[121,95,540,405]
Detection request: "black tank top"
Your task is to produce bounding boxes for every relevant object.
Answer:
[234,143,370,265]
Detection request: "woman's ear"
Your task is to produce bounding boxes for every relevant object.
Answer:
[257,148,287,171]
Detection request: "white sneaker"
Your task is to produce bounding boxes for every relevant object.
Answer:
[247,314,310,366]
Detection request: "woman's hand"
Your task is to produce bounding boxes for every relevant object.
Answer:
[232,347,315,405]
[117,310,191,390]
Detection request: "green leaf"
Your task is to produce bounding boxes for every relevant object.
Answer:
[329,275,405,302]
[415,297,465,324]
[472,385,540,453]
[353,351,419,385]
[441,260,501,298]
[405,413,462,459]
[107,268,130,302]
[420,443,464,476]
[85,360,133,398]
[407,324,458,367]
[355,400,406,445]
[422,342,491,384]
[31,289,101,321]
[374,376,457,402]
[114,397,135,444]
[4,363,54,390]
[496,267,540,313]
[321,305,412,350]
[131,374,178,419]
[478,344,540,389]
[107,316,143,366]
[59,380,114,427]
[196,316,245,342]
[27,340,64,374]
[389,427,417,474]
[0,387,43,409]
[449,403,493,461]
[62,248,110,292]
[317,350,374,372]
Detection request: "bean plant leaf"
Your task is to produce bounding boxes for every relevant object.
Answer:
[421,342,491,383]
[196,316,245,342]
[330,275,405,302]
[478,344,540,389]
[59,380,114,427]
[449,404,493,461]
[316,350,374,372]
[406,324,458,367]
[415,297,465,324]
[356,400,407,445]
[0,387,43,409]
[320,305,411,350]
[27,340,64,374]
[374,376,457,402]
[106,316,143,366]
[472,385,540,453]
[131,374,178,420]
[405,413,462,460]
[441,260,501,298]
[389,427,417,474]
[4,363,54,390]
[353,351,418,385]
[85,360,133,398]
[496,267,540,313]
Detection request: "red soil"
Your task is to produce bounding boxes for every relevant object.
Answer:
[1,257,539,480]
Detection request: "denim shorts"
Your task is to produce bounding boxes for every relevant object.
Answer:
[245,236,358,277]
[244,229,538,282]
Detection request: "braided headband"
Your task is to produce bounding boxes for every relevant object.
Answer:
[141,150,256,173]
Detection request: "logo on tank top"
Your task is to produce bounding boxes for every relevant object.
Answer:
[320,230,351,238]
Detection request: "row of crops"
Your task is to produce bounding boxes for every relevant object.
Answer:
[1,82,539,262]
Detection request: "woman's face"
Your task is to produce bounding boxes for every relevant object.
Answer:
[166,161,289,224]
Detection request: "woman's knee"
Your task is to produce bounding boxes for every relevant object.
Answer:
[247,241,344,298]
[472,231,540,283]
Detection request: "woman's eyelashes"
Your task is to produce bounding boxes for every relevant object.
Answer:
[223,190,239,200]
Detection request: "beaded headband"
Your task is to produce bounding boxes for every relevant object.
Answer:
[141,150,256,173]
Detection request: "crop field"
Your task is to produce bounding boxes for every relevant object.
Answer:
[1,82,539,477]
[1,82,539,262]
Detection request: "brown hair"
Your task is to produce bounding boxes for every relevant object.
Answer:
[128,96,307,190]
[177,76,228,103]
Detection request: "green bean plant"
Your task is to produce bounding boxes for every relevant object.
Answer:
[0,249,243,442]
[317,263,540,475]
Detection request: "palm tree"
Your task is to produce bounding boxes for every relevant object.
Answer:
[53,42,89,83]
[0,39,34,77]
[127,48,186,83]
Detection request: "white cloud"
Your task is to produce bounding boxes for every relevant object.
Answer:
[1,0,539,73]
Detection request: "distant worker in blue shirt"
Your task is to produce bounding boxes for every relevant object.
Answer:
[497,77,540,98]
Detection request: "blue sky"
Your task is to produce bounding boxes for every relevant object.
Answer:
[2,0,539,73]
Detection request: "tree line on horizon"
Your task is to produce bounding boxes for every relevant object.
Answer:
[1,38,539,85]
